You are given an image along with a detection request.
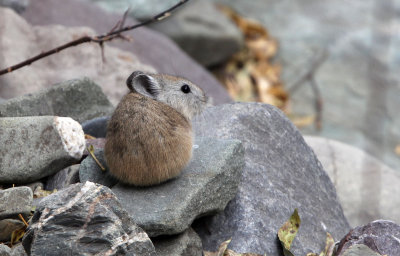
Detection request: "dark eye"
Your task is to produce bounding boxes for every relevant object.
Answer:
[181,84,191,94]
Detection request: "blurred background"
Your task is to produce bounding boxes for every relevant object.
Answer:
[0,0,399,225]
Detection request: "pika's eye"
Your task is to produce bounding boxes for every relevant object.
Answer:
[181,84,191,94]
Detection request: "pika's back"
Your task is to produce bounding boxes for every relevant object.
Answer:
[105,92,193,186]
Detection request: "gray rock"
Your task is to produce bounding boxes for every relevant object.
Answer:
[0,116,85,184]
[45,164,80,191]
[23,182,43,193]
[0,0,29,13]
[211,0,400,171]
[112,137,244,237]
[0,244,11,256]
[192,103,350,255]
[0,219,25,242]
[0,187,32,219]
[0,78,114,123]
[22,182,156,256]
[153,228,202,256]
[148,0,243,66]
[21,0,232,105]
[305,136,400,227]
[336,220,400,256]
[10,244,27,256]
[79,149,119,188]
[81,116,110,138]
[340,245,382,256]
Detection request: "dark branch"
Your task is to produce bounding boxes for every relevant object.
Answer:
[0,0,189,76]
[287,49,328,130]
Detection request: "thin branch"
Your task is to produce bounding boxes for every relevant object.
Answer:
[288,49,328,130]
[0,0,189,76]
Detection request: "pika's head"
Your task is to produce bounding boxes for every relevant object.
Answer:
[126,71,209,121]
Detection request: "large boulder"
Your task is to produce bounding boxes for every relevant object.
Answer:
[192,103,350,256]
[305,136,400,227]
[20,0,232,104]
[23,182,156,256]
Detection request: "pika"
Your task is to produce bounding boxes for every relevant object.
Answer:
[104,71,208,186]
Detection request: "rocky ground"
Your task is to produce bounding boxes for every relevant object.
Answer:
[1,0,399,256]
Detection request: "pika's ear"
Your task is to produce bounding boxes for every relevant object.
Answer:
[126,71,160,98]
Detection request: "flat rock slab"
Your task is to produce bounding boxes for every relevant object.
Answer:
[0,116,85,184]
[337,220,400,256]
[305,136,400,227]
[23,182,156,256]
[153,228,202,256]
[192,103,350,256]
[0,187,32,219]
[112,137,245,237]
[0,78,114,123]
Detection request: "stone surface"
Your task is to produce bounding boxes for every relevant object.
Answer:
[153,228,202,256]
[0,7,155,105]
[340,245,382,256]
[305,136,400,227]
[211,0,400,170]
[0,187,32,219]
[22,182,156,256]
[0,116,85,184]
[81,116,110,137]
[0,219,25,242]
[10,244,27,256]
[336,220,400,256]
[45,164,80,191]
[112,137,244,237]
[148,0,243,66]
[0,244,11,256]
[0,78,114,123]
[79,149,119,188]
[192,103,350,256]
[21,0,232,105]
[0,0,29,13]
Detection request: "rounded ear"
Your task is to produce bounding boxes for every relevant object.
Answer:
[126,71,160,98]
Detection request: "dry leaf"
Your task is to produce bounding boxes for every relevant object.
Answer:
[395,144,400,156]
[33,187,57,198]
[10,227,25,246]
[278,209,300,256]
[213,5,288,110]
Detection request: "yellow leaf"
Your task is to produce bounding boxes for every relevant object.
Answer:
[278,208,301,256]
[10,227,25,246]
[319,233,335,256]
[395,144,400,156]
[87,145,106,171]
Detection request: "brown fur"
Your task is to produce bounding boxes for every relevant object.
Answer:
[104,93,193,186]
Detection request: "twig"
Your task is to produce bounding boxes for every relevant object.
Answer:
[87,145,106,171]
[18,213,29,227]
[0,0,189,76]
[288,49,327,130]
